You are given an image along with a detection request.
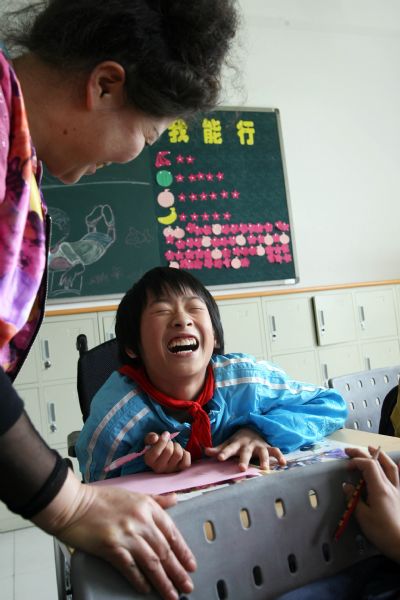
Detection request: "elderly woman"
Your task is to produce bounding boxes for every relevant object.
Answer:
[0,1,238,598]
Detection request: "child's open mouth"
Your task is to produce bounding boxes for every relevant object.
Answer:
[167,337,199,354]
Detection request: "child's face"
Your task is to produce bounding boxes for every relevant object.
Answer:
[138,287,216,397]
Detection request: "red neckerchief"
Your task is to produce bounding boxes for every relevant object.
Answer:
[119,363,214,460]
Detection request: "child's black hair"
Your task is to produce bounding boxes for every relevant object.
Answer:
[115,266,224,365]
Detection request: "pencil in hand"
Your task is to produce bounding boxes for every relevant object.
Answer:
[333,445,381,542]
[104,431,180,473]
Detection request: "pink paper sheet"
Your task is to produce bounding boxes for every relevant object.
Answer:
[92,459,261,495]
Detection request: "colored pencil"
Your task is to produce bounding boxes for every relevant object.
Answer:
[104,431,180,473]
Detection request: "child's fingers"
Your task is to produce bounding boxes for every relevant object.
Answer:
[144,431,160,445]
[203,446,221,457]
[216,440,241,461]
[253,446,270,471]
[267,445,286,466]
[237,446,254,471]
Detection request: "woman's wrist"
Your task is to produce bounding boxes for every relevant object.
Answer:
[32,468,93,535]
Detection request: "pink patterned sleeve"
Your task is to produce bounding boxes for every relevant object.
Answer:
[0,54,10,204]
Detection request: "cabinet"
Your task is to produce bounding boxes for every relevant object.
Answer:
[354,289,398,340]
[318,344,362,386]
[271,350,319,383]
[3,313,101,532]
[16,314,100,447]
[313,293,356,346]
[217,299,267,359]
[262,297,316,353]
[36,316,99,381]
[99,311,117,341]
[359,339,400,370]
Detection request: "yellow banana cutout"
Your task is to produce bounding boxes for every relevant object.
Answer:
[157,207,177,225]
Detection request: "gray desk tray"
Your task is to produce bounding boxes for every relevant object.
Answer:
[65,451,400,600]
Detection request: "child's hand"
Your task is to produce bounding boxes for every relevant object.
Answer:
[144,431,191,474]
[343,446,400,563]
[204,427,286,471]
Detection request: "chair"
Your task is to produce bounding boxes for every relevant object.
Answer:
[328,366,400,433]
[67,334,120,456]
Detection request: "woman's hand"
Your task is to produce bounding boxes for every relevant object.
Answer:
[204,427,286,471]
[144,431,191,474]
[344,446,400,563]
[33,469,196,600]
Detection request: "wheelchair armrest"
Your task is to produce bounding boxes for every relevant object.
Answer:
[68,430,81,457]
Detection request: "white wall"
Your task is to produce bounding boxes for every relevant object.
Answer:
[227,0,400,289]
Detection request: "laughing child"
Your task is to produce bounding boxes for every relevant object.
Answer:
[76,267,347,482]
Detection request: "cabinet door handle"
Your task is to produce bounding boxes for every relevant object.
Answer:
[321,363,329,385]
[42,339,52,369]
[319,310,326,334]
[365,356,371,370]
[269,315,277,340]
[358,305,366,330]
[47,402,57,433]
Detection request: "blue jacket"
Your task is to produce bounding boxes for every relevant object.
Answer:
[76,353,347,482]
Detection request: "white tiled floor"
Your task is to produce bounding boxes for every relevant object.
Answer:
[0,526,58,600]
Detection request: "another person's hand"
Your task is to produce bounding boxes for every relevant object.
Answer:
[204,427,286,471]
[144,431,191,474]
[344,446,400,563]
[33,469,196,600]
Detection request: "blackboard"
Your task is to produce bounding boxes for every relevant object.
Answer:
[42,108,297,299]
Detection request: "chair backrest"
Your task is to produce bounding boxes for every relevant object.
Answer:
[76,334,121,422]
[70,453,400,600]
[328,366,400,433]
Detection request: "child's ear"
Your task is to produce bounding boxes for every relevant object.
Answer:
[214,337,220,349]
[125,347,137,359]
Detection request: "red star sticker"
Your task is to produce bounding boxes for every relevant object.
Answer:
[179,213,187,221]
[205,172,214,181]
[189,193,197,202]
[175,174,184,182]
[178,193,186,202]
[220,190,229,199]
[197,172,205,181]
[191,213,199,221]
[212,212,220,220]
[209,192,218,200]
[223,212,231,220]
[216,172,224,181]
[199,192,208,201]
[188,174,197,182]
[176,154,185,163]
[202,213,210,221]
[231,190,240,199]
[186,155,195,164]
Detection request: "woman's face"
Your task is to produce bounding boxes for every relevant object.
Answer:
[44,106,171,184]
[32,61,172,184]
